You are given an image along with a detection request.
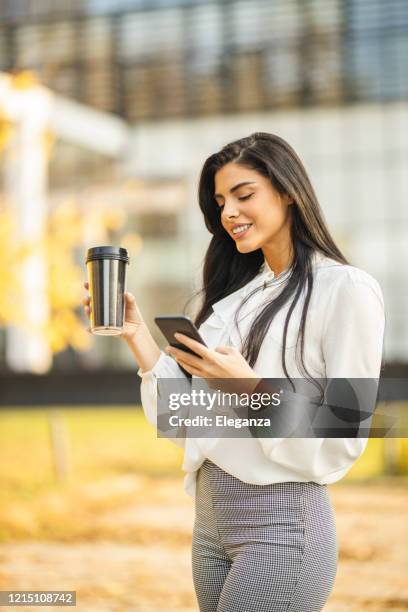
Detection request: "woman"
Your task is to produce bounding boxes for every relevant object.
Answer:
[84,133,385,611]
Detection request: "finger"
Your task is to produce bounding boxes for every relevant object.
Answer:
[125,292,135,302]
[166,346,203,369]
[176,358,203,378]
[214,346,234,354]
[173,333,212,360]
[84,281,89,289]
[83,296,91,306]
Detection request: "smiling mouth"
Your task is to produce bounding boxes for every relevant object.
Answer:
[232,223,253,237]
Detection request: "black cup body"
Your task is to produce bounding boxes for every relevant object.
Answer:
[86,246,129,336]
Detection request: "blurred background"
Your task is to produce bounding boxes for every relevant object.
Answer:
[0,0,407,610]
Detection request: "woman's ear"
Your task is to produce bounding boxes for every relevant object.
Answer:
[283,193,294,206]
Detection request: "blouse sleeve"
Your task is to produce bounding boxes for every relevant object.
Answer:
[137,351,191,449]
[256,271,386,481]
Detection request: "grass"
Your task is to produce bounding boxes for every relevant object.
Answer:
[0,407,185,541]
[0,407,183,497]
[0,405,407,542]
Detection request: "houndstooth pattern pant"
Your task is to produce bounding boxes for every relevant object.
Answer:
[192,459,338,612]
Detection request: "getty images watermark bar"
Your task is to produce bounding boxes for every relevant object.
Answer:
[0,591,76,606]
[156,377,408,440]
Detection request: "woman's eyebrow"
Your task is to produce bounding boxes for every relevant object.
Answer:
[214,181,256,199]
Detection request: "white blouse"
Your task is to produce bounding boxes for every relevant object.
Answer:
[137,250,386,498]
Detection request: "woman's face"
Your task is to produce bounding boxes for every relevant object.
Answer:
[214,162,293,255]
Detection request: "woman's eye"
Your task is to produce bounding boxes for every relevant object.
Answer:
[216,193,253,209]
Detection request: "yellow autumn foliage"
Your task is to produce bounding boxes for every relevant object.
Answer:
[0,69,139,358]
[0,212,30,325]
[42,199,139,355]
[10,70,39,90]
[0,114,13,157]
[1,200,139,356]
[42,200,93,353]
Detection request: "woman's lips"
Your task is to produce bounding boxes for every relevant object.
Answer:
[232,224,253,240]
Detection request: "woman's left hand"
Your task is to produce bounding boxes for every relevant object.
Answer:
[166,333,260,393]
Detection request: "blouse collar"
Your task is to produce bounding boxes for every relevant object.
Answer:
[259,257,292,281]
[210,250,328,322]
[259,250,327,280]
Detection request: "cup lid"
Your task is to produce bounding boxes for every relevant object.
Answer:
[86,246,129,264]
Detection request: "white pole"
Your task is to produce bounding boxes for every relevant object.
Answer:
[2,80,52,372]
[0,72,131,372]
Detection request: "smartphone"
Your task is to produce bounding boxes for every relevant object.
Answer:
[154,315,208,378]
[154,315,207,356]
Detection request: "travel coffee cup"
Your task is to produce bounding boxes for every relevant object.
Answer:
[85,246,129,335]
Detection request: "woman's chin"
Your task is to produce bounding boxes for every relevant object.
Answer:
[236,240,257,253]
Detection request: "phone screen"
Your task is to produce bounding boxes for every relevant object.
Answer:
[154,315,207,356]
[154,315,207,378]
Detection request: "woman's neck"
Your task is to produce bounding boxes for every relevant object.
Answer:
[262,244,294,277]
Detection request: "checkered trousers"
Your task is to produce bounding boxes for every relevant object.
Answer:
[191,459,338,612]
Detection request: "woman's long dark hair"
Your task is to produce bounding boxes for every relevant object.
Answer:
[185,132,349,392]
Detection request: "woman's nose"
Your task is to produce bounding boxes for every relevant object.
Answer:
[222,200,239,218]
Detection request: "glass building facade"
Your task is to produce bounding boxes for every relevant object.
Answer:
[1,0,407,121]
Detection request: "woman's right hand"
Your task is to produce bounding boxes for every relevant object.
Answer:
[83,282,146,342]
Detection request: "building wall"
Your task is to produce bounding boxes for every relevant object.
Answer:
[1,1,408,120]
[126,102,408,365]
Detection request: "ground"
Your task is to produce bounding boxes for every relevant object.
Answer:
[0,475,407,612]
